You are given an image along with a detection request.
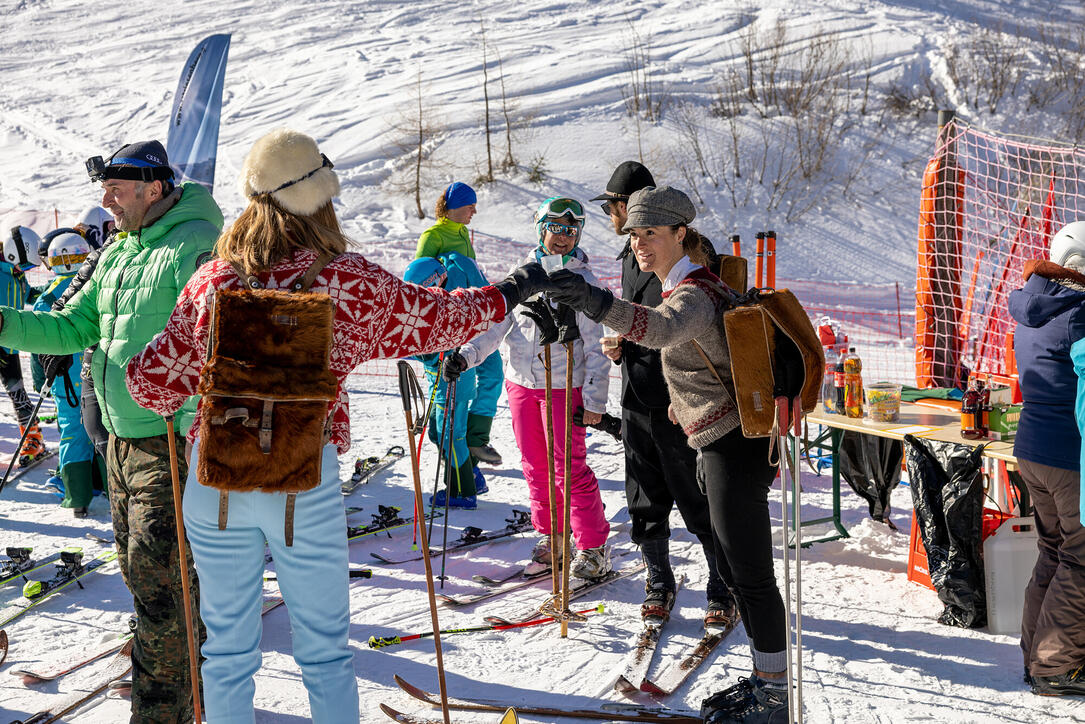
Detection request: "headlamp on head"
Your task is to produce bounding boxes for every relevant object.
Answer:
[86,141,175,185]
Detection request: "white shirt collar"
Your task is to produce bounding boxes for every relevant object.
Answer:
[661,255,700,293]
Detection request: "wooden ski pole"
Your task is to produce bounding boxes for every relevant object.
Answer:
[543,344,561,604]
[397,361,451,724]
[164,416,202,724]
[560,342,575,637]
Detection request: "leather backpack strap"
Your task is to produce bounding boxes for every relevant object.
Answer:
[229,261,264,290]
[218,490,229,531]
[284,494,297,547]
[691,339,727,388]
[293,252,336,292]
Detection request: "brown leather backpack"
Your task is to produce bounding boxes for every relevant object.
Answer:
[196,253,339,545]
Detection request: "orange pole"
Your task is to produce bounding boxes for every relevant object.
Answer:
[730,234,741,257]
[766,230,777,289]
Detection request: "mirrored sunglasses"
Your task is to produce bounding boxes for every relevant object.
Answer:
[544,222,580,238]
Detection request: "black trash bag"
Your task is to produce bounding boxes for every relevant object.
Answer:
[903,435,987,628]
[839,430,903,526]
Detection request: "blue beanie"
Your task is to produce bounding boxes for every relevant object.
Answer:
[444,182,477,210]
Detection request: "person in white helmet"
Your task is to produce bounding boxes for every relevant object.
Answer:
[34,230,103,516]
[0,225,47,466]
[1010,220,1085,697]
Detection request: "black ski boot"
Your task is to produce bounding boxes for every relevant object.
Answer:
[642,583,677,623]
[702,675,789,723]
[1032,665,1085,697]
[704,596,740,631]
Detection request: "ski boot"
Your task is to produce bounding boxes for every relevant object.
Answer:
[642,583,677,624]
[705,596,740,632]
[73,506,89,519]
[18,424,47,467]
[468,443,502,466]
[703,675,789,723]
[1032,665,1085,697]
[473,466,488,495]
[530,534,569,566]
[430,489,477,510]
[570,545,612,580]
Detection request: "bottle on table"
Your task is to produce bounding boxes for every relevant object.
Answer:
[961,378,988,440]
[834,359,846,415]
[821,347,839,413]
[843,347,864,418]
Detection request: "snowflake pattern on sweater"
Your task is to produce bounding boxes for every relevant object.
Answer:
[126,248,506,454]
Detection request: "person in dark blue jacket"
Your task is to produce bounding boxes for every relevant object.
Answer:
[1009,220,1085,697]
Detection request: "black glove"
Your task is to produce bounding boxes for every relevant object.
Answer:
[521,297,560,345]
[548,269,614,323]
[553,302,580,344]
[40,353,74,384]
[572,406,623,442]
[493,262,553,310]
[442,350,469,383]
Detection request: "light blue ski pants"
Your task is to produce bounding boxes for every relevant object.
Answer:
[183,443,358,724]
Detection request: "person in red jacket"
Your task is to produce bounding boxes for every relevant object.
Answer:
[126,128,550,723]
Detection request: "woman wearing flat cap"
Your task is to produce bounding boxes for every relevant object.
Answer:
[547,185,789,724]
[126,128,551,723]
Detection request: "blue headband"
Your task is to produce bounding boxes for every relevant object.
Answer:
[444,182,477,210]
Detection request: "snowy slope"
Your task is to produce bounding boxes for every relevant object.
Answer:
[2,0,1085,722]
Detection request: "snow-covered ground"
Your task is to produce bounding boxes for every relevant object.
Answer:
[3,0,1085,721]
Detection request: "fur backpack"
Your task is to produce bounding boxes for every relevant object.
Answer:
[196,253,339,545]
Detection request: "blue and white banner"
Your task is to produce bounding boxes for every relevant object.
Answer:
[166,34,231,194]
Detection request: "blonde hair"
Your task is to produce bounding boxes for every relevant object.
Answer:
[215,196,348,275]
[435,193,449,219]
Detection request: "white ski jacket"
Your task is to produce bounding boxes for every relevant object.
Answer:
[460,248,610,414]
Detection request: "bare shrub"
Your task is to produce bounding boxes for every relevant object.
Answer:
[388,68,444,219]
[620,19,668,122]
[527,153,548,184]
[944,24,1024,114]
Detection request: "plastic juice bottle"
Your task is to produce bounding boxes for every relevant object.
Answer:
[961,379,982,439]
[821,347,838,413]
[978,379,990,438]
[843,347,864,418]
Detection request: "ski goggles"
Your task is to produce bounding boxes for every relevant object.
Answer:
[48,252,89,269]
[542,222,580,239]
[538,197,585,223]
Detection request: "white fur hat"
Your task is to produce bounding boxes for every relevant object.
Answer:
[240,129,340,216]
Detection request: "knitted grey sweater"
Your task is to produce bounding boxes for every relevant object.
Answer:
[603,266,739,449]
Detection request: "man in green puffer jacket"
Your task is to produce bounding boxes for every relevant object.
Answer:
[0,141,221,724]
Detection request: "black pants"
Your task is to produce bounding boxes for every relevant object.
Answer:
[624,405,714,544]
[697,428,786,661]
[0,349,35,427]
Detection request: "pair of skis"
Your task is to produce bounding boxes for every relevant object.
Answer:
[8,596,285,687]
[370,509,532,565]
[436,559,646,610]
[0,548,118,629]
[613,579,740,699]
[0,547,68,588]
[341,445,406,495]
[347,505,440,543]
[9,638,134,724]
[380,675,702,723]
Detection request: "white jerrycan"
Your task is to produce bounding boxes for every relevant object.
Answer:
[983,517,1039,635]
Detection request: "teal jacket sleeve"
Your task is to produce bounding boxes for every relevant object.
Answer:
[0,274,100,355]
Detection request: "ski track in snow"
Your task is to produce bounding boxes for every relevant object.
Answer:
[3,0,1085,721]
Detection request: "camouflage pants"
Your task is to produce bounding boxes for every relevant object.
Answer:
[107,432,205,724]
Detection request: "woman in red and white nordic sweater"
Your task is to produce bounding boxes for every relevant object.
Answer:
[125,129,549,724]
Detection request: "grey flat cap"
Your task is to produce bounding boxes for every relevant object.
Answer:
[622,186,696,231]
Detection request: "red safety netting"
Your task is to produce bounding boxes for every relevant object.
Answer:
[915,120,1085,385]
